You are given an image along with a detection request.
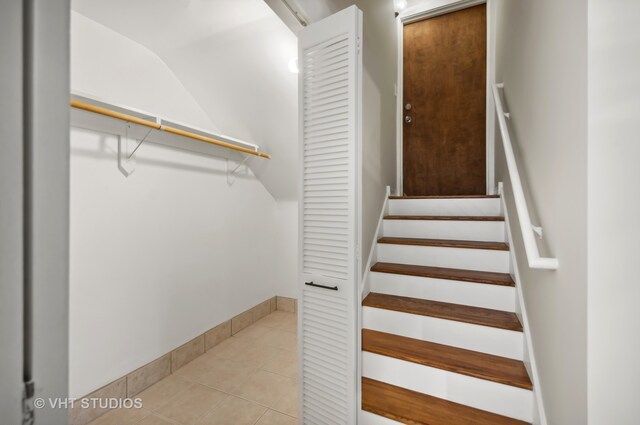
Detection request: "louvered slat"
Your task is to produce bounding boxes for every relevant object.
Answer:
[298,6,361,425]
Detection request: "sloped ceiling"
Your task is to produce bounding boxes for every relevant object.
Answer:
[72,0,299,200]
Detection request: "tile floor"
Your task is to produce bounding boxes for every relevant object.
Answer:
[88,311,298,425]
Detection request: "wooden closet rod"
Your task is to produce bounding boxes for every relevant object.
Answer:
[70,100,271,159]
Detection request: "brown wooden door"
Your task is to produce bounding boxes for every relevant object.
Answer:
[403,4,487,196]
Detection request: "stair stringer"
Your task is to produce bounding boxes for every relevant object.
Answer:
[499,182,548,425]
[360,185,391,301]
[358,185,390,425]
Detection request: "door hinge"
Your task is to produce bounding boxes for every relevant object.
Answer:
[22,381,35,425]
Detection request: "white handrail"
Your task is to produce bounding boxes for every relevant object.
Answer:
[492,83,559,270]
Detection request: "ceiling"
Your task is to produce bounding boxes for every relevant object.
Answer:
[72,0,275,55]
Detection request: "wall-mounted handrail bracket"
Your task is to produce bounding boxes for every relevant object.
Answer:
[532,224,543,239]
[493,83,559,270]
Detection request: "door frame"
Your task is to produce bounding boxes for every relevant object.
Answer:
[395,0,497,195]
[0,0,70,422]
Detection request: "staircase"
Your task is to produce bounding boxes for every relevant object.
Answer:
[360,195,534,425]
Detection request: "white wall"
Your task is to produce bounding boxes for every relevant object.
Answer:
[275,201,300,299]
[69,13,295,398]
[162,14,299,201]
[357,0,398,276]
[587,1,640,423]
[493,1,588,424]
[69,129,283,398]
[405,0,465,14]
[71,13,216,131]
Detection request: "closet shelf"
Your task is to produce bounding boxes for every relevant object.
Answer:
[69,96,270,159]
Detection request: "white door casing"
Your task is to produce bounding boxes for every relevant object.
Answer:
[395,0,496,195]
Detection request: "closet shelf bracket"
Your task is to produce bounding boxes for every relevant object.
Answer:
[118,120,159,177]
[227,153,253,185]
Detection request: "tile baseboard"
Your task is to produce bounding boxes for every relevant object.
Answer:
[70,295,296,425]
[68,377,126,425]
[276,296,297,313]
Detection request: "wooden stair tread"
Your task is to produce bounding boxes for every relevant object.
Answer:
[362,329,532,389]
[362,377,530,425]
[363,293,523,332]
[390,195,500,199]
[371,262,514,286]
[378,236,509,251]
[385,215,504,221]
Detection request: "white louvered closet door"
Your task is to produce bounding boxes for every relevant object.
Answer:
[298,6,362,425]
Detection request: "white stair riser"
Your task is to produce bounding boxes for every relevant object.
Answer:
[359,410,403,425]
[363,306,523,360]
[363,352,533,423]
[383,220,505,242]
[370,272,516,312]
[389,199,501,216]
[377,244,510,273]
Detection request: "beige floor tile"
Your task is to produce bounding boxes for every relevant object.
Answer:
[278,314,297,330]
[208,336,281,368]
[270,378,298,418]
[234,312,297,350]
[266,329,296,351]
[231,370,295,410]
[89,312,299,425]
[204,336,246,358]
[173,350,222,381]
[276,317,297,334]
[261,349,297,379]
[195,356,259,393]
[137,374,194,411]
[231,324,277,346]
[253,312,294,330]
[195,396,267,425]
[136,413,177,425]
[88,407,150,425]
[232,325,295,353]
[255,410,297,425]
[155,383,227,425]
